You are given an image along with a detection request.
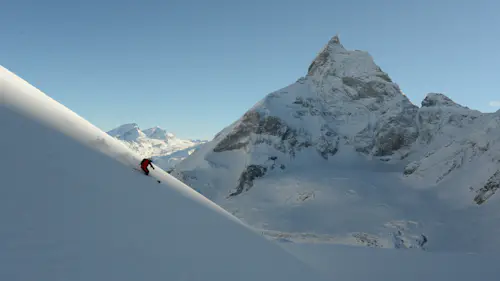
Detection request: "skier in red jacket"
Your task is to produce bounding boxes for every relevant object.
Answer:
[140,158,155,175]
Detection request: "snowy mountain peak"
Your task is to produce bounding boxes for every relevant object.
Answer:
[143,126,175,140]
[330,34,341,45]
[107,124,174,142]
[109,123,140,133]
[322,34,344,50]
[107,123,208,168]
[307,35,346,76]
[175,36,420,187]
[107,123,144,141]
[421,93,462,108]
[307,34,392,84]
[171,35,500,253]
[172,35,429,248]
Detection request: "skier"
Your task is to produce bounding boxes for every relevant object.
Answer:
[140,158,155,175]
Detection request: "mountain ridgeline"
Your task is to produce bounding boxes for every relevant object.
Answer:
[107,123,207,170]
[171,35,500,251]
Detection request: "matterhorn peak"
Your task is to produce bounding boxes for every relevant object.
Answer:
[322,34,346,52]
[307,33,394,86]
[307,34,348,76]
[328,34,343,47]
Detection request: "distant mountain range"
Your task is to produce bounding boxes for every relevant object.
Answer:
[107,123,207,170]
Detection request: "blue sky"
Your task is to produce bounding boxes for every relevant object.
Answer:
[1,0,498,140]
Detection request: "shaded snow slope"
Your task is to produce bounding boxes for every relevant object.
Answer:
[172,36,500,252]
[0,66,327,281]
[281,243,499,281]
[107,123,207,170]
[404,94,500,207]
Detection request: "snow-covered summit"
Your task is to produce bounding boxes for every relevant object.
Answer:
[421,93,463,108]
[171,35,423,247]
[108,124,176,142]
[143,126,176,140]
[307,35,392,82]
[107,123,145,141]
[404,93,499,208]
[172,35,500,252]
[174,35,420,191]
[107,124,183,143]
[415,93,481,145]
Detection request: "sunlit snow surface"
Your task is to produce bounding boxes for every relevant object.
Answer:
[0,66,327,281]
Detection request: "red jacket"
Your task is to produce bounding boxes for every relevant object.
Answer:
[140,159,154,171]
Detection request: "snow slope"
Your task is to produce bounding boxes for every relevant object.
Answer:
[107,123,207,170]
[0,66,327,281]
[172,36,500,252]
[280,243,499,281]
[404,93,500,207]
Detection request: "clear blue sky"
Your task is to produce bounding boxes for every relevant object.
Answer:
[1,0,498,140]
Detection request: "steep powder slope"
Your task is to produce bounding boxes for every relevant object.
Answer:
[404,94,500,206]
[0,66,327,281]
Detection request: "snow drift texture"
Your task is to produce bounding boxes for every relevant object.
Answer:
[0,66,326,280]
[172,36,500,252]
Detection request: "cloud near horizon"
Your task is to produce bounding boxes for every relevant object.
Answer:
[489,101,500,107]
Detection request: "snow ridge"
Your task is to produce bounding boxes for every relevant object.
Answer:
[421,93,463,108]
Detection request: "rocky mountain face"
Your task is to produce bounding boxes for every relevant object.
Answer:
[174,36,420,196]
[171,36,500,252]
[212,36,418,161]
[107,123,207,170]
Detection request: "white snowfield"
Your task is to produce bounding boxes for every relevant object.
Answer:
[0,66,328,281]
